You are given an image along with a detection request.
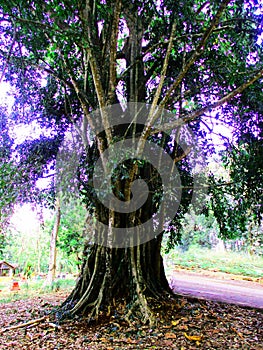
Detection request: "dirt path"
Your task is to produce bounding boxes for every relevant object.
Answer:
[169,269,263,309]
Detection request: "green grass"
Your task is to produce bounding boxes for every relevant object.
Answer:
[164,246,263,278]
[0,277,76,303]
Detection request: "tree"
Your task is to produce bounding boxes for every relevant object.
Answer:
[0,0,262,324]
[3,204,50,273]
[209,129,263,250]
[45,195,87,285]
[177,207,220,251]
[0,106,20,239]
[209,64,263,246]
[56,199,88,271]
[46,197,61,285]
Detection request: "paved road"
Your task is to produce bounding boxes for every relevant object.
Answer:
[169,271,263,309]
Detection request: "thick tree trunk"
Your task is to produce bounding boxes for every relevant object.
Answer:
[63,232,172,324]
[62,137,175,324]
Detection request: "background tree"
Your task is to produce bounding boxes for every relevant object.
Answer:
[209,64,263,250]
[3,205,50,273]
[46,197,61,286]
[0,0,262,324]
[209,130,263,252]
[57,199,89,271]
[176,207,220,252]
[0,106,21,243]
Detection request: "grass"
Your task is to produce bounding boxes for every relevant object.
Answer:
[0,276,76,303]
[164,246,263,279]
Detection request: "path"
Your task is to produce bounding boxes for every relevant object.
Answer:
[169,270,263,309]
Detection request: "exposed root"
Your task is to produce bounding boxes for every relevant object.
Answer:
[57,240,174,326]
[124,297,156,327]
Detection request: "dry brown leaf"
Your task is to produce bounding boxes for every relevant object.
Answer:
[98,337,108,343]
[165,332,177,339]
[163,324,172,329]
[231,327,244,339]
[25,332,33,340]
[126,337,138,344]
[163,340,174,346]
[178,324,189,331]
[184,332,203,341]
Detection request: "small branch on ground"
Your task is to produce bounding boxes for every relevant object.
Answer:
[0,316,48,334]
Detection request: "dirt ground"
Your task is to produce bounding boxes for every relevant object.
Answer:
[0,275,262,350]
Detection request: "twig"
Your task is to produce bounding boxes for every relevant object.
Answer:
[0,316,48,334]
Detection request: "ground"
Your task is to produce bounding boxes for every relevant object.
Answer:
[0,273,262,350]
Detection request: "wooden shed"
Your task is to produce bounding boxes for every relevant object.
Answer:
[0,261,17,277]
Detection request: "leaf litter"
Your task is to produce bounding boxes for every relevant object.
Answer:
[0,291,262,349]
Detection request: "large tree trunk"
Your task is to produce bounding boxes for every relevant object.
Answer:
[61,124,176,324]
[63,232,172,325]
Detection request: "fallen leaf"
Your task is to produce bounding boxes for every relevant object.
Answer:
[165,332,177,339]
[178,325,188,331]
[171,320,180,326]
[126,337,138,344]
[184,332,203,341]
[25,332,33,340]
[163,340,174,346]
[99,337,108,343]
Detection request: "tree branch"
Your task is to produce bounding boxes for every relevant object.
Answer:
[141,25,234,58]
[159,0,232,109]
[137,21,177,153]
[7,13,61,33]
[149,21,177,118]
[107,0,122,104]
[0,316,48,334]
[79,1,112,145]
[161,68,263,132]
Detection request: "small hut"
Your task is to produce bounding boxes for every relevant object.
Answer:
[0,261,17,277]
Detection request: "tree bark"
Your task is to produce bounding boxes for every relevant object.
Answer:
[46,197,61,286]
[62,155,173,324]
[62,233,172,324]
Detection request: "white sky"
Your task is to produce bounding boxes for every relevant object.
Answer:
[10,204,41,234]
[9,203,52,235]
[0,81,13,108]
